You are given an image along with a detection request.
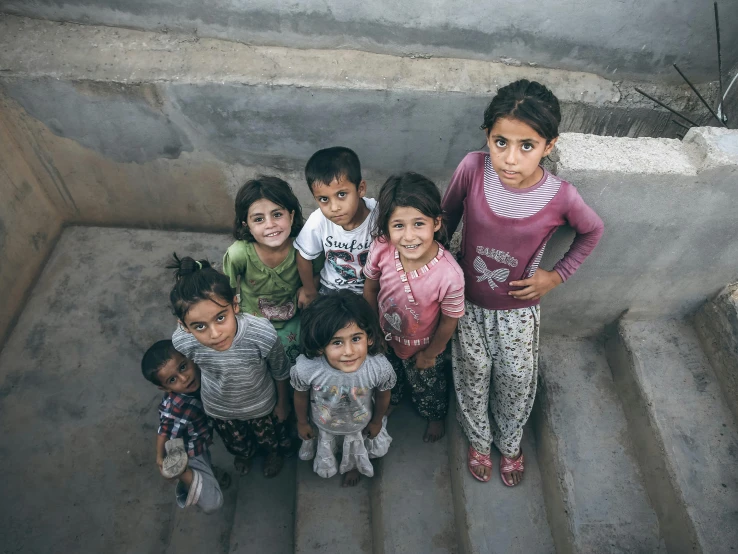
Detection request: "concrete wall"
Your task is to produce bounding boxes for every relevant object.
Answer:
[1,0,736,83]
[0,96,64,346]
[0,16,737,340]
[540,127,738,333]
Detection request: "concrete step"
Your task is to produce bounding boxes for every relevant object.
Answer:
[606,317,738,553]
[164,442,239,554]
[535,336,663,553]
[294,450,373,554]
[695,283,738,423]
[229,455,296,554]
[373,401,457,554]
[448,402,555,554]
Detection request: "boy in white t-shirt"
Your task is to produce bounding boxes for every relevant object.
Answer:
[295,147,377,307]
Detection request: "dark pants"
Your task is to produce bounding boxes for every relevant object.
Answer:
[213,413,291,459]
[387,347,449,421]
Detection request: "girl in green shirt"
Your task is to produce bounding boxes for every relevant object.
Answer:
[224,176,322,365]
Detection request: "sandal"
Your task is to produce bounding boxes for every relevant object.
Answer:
[500,450,524,487]
[467,445,492,482]
[161,438,188,479]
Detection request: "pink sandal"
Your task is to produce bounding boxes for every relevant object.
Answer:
[500,450,524,487]
[467,445,492,482]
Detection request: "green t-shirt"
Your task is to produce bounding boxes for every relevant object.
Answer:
[223,240,322,329]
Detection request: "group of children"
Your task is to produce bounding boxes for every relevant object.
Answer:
[139,79,604,512]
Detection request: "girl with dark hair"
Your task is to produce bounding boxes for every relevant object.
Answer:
[291,290,395,487]
[223,176,321,365]
[443,80,604,485]
[363,172,465,445]
[169,253,292,479]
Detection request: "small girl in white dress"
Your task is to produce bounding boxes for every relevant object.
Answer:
[291,290,396,487]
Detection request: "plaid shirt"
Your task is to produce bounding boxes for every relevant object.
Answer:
[158,391,213,457]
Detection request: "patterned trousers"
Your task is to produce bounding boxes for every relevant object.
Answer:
[387,347,449,421]
[213,413,291,460]
[452,301,539,458]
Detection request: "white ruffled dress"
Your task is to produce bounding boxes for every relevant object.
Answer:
[290,353,397,478]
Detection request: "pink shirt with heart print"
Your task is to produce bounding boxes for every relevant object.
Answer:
[364,239,465,359]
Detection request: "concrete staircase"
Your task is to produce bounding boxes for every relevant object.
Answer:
[2,226,738,553]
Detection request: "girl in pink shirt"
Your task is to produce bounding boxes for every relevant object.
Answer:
[364,173,465,443]
[442,80,603,485]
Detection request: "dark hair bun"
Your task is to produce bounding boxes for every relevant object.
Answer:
[166,252,212,280]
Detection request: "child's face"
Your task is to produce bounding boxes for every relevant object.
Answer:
[321,321,371,373]
[244,198,294,249]
[311,176,367,230]
[486,116,557,189]
[388,206,441,266]
[181,297,240,352]
[157,351,201,394]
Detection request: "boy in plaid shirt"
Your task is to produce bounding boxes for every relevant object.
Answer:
[141,340,229,513]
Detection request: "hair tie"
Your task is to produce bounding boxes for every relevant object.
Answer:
[195,261,202,269]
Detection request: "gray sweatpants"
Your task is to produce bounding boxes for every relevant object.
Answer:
[174,451,223,514]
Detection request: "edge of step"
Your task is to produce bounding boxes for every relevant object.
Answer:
[694,283,738,423]
[605,317,738,553]
[371,401,457,554]
[448,402,554,554]
[294,448,373,554]
[228,455,296,554]
[535,336,663,553]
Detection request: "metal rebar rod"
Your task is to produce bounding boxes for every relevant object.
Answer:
[634,87,700,127]
[671,119,691,130]
[673,63,727,127]
[714,2,724,118]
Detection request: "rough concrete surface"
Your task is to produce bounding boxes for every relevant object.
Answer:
[448,402,554,554]
[294,456,373,554]
[228,456,296,554]
[373,400,457,554]
[695,283,738,424]
[0,15,719,143]
[607,317,738,553]
[536,337,663,553]
[0,226,237,552]
[1,0,736,83]
[0,99,64,346]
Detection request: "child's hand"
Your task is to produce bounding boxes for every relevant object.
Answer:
[297,287,318,309]
[414,349,436,370]
[508,269,563,301]
[156,455,164,472]
[364,420,382,440]
[273,401,291,423]
[297,421,314,440]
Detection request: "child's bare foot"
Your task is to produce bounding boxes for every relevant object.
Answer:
[263,452,284,478]
[424,419,445,443]
[234,456,252,475]
[342,469,361,487]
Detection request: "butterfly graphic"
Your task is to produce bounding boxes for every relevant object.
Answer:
[474,256,510,290]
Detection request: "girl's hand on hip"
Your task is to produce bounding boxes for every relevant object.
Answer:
[297,421,314,440]
[413,349,436,370]
[508,269,563,301]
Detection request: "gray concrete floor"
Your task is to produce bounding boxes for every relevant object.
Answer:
[0,226,236,553]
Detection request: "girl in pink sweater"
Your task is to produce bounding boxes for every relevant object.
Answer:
[442,80,604,485]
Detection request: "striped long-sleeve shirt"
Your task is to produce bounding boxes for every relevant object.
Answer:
[442,152,604,311]
[364,239,465,360]
[173,314,290,421]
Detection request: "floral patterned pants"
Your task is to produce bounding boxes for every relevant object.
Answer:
[387,347,449,421]
[213,413,291,460]
[452,301,540,458]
